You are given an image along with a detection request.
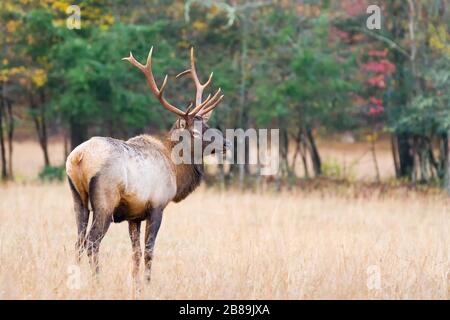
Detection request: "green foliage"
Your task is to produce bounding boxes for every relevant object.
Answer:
[254,11,359,133]
[321,158,343,179]
[321,158,357,181]
[38,165,65,182]
[47,21,178,137]
[1,0,449,186]
[393,56,450,135]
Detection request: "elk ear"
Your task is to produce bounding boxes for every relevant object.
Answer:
[179,118,186,129]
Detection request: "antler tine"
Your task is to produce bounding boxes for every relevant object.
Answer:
[159,75,168,94]
[189,88,221,115]
[187,93,212,116]
[190,47,200,86]
[184,101,194,116]
[124,47,222,118]
[198,94,224,116]
[203,72,214,88]
[145,46,153,68]
[123,48,185,117]
[176,47,215,108]
[190,47,215,106]
[122,51,146,72]
[175,69,191,79]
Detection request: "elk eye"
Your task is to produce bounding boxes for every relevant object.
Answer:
[192,128,202,139]
[179,119,186,128]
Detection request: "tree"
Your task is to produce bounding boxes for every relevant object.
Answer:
[0,0,27,180]
[255,8,358,178]
[360,50,395,182]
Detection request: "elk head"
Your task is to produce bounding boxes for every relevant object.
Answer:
[123,47,229,161]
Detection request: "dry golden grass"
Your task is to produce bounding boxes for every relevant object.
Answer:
[0,139,449,299]
[0,183,449,299]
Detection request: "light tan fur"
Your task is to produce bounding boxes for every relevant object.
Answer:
[66,137,111,207]
[66,135,179,215]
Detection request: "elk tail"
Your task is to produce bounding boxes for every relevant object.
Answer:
[66,150,89,208]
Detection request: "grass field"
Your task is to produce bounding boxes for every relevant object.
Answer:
[0,140,449,299]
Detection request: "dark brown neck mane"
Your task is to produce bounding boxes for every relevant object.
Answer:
[164,137,204,203]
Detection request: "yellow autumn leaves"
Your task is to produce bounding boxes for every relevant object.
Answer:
[30,69,47,87]
[0,67,25,82]
[47,0,114,30]
[0,67,47,87]
[429,24,450,56]
[1,0,113,87]
[6,20,19,33]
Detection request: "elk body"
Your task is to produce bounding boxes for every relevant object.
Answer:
[66,47,226,281]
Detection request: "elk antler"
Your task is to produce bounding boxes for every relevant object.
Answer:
[122,47,186,117]
[123,47,224,118]
[176,47,224,116]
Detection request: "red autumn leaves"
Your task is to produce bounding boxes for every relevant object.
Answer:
[362,50,396,116]
[369,97,384,115]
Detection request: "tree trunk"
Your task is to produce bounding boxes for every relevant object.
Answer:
[237,6,250,189]
[446,130,450,194]
[69,117,88,151]
[426,137,438,179]
[30,91,51,167]
[5,99,13,178]
[397,133,413,178]
[277,126,287,177]
[39,90,50,166]
[305,127,321,176]
[371,132,380,183]
[290,127,309,178]
[299,138,309,179]
[0,95,8,180]
[390,1,414,180]
[32,116,50,167]
[290,129,302,178]
[391,135,400,177]
[439,133,447,181]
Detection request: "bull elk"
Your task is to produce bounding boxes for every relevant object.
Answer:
[66,47,227,282]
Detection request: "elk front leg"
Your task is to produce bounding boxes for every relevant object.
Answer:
[128,221,142,280]
[144,207,164,283]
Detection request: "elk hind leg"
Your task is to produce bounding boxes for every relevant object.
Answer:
[68,177,89,263]
[86,176,116,275]
[86,210,112,275]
